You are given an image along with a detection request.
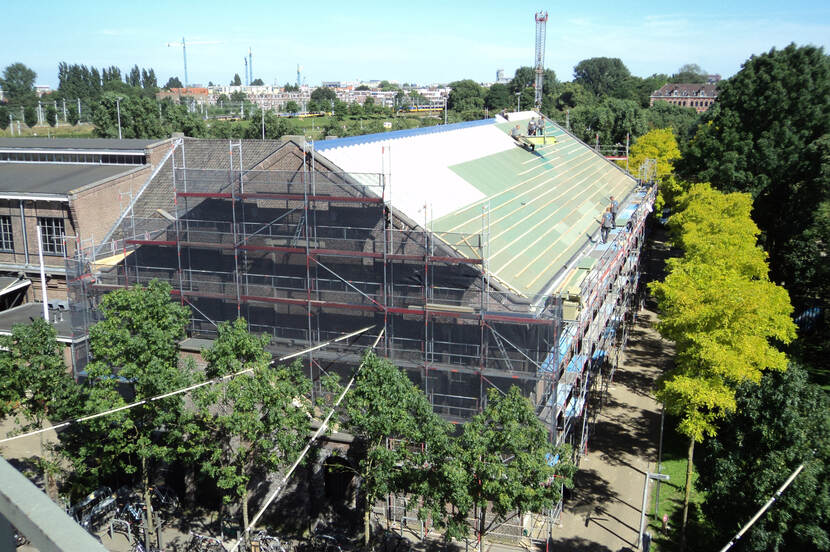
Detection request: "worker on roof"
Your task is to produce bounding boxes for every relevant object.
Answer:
[610,196,619,227]
[528,119,536,136]
[511,124,521,139]
[598,207,614,244]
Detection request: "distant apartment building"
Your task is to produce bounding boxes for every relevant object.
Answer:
[650,83,718,113]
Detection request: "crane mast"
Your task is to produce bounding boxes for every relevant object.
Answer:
[534,11,548,109]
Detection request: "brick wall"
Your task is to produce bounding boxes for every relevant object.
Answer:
[69,165,152,246]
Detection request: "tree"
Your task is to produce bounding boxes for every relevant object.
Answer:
[23,106,37,127]
[0,106,8,129]
[434,387,576,542]
[45,105,57,127]
[126,65,141,87]
[569,97,646,145]
[283,83,299,92]
[345,352,450,546]
[65,281,195,545]
[448,79,485,114]
[231,73,242,86]
[189,319,311,530]
[649,184,797,542]
[284,100,300,114]
[66,104,79,126]
[679,45,830,316]
[573,57,631,97]
[628,73,670,107]
[670,63,708,84]
[93,94,166,139]
[644,100,699,141]
[310,86,337,104]
[250,78,264,86]
[229,90,247,103]
[485,83,512,111]
[141,68,158,89]
[0,62,37,105]
[164,76,183,89]
[698,364,830,551]
[554,82,594,110]
[627,128,682,210]
[0,319,79,498]
[161,101,206,138]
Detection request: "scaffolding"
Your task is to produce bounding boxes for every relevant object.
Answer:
[66,138,655,531]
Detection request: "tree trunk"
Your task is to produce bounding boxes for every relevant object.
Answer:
[142,456,155,547]
[242,488,250,533]
[680,438,695,552]
[364,503,371,547]
[478,508,486,551]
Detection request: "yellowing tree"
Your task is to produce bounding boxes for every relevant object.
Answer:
[626,127,684,213]
[649,184,796,546]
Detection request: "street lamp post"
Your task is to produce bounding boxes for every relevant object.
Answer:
[115,97,123,140]
[516,92,521,112]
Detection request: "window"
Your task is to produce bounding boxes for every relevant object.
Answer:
[0,216,13,252]
[37,217,65,255]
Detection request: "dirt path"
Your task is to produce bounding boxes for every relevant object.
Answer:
[550,229,675,552]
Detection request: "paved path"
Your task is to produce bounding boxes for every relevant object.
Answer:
[550,234,674,552]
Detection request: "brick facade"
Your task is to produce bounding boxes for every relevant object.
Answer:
[650,83,718,113]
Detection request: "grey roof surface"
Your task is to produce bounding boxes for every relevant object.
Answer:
[0,302,73,340]
[0,163,134,196]
[0,137,161,151]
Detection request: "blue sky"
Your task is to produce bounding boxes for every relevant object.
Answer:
[3,0,829,88]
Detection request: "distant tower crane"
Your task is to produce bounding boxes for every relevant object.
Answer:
[244,57,248,86]
[166,37,220,88]
[248,48,253,84]
[534,11,548,109]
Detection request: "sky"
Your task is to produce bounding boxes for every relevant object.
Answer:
[2,0,829,89]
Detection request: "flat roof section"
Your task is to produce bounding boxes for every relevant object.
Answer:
[0,302,73,341]
[0,137,162,152]
[0,163,135,197]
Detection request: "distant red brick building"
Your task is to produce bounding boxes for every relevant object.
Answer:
[650,83,717,113]
[156,87,210,103]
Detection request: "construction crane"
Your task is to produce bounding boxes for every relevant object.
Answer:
[166,37,220,88]
[534,11,548,109]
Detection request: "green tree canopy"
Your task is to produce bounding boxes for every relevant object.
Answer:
[250,78,264,86]
[231,73,242,86]
[670,63,708,83]
[435,387,576,540]
[63,281,195,544]
[484,83,512,111]
[573,57,631,97]
[310,86,337,104]
[0,62,37,105]
[23,106,37,127]
[697,364,830,551]
[45,105,57,127]
[346,352,450,545]
[569,97,646,145]
[447,79,485,113]
[679,44,830,319]
[650,183,797,536]
[189,318,311,530]
[164,76,183,89]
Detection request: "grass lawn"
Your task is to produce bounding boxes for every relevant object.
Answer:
[0,123,95,138]
[647,417,708,550]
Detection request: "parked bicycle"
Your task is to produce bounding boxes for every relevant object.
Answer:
[188,530,228,552]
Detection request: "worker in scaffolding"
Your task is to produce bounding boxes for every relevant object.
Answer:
[598,207,614,243]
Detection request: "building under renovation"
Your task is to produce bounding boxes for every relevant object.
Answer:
[67,113,655,479]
